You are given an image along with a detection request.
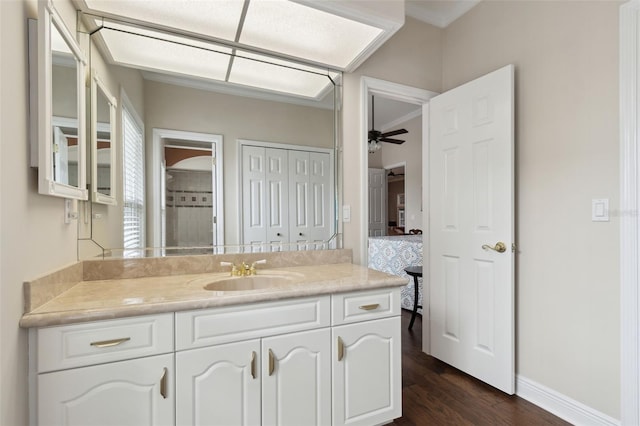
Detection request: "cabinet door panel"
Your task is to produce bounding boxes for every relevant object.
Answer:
[37,353,173,426]
[176,339,260,426]
[332,317,401,426]
[262,328,331,426]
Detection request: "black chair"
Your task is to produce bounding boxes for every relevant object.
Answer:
[404,266,423,330]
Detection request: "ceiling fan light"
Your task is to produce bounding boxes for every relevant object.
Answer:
[368,140,382,154]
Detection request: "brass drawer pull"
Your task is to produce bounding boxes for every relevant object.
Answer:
[337,336,345,361]
[250,351,257,379]
[160,367,168,399]
[89,337,131,348]
[358,304,380,311]
[268,349,275,376]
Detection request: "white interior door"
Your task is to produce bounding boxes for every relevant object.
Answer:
[368,168,387,236]
[265,148,289,248]
[242,145,267,246]
[289,151,332,248]
[429,64,515,394]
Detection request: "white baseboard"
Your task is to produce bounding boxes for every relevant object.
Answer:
[516,375,620,426]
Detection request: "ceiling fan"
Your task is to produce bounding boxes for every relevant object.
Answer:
[387,169,405,177]
[368,96,408,153]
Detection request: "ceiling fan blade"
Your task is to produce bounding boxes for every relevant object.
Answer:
[380,138,405,144]
[381,128,408,138]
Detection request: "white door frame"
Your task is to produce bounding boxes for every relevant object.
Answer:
[359,77,437,353]
[150,128,224,249]
[620,1,640,423]
[359,77,437,265]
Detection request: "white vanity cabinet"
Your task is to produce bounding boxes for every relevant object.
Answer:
[175,328,332,426]
[331,289,403,426]
[175,339,261,425]
[31,288,402,426]
[261,328,332,425]
[31,313,175,426]
[332,318,402,426]
[38,353,174,426]
[175,296,332,426]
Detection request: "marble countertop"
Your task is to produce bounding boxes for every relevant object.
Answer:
[20,263,406,328]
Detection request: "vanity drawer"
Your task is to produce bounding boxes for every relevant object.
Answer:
[37,313,174,373]
[332,287,401,325]
[175,296,330,350]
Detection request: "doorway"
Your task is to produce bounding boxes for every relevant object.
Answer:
[360,77,438,355]
[150,129,224,250]
[361,77,437,259]
[163,141,214,248]
[386,164,405,235]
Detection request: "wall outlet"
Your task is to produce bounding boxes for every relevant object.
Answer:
[64,199,78,224]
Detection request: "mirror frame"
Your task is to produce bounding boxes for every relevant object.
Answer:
[35,0,88,200]
[90,69,117,205]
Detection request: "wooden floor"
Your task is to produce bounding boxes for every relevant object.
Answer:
[392,311,570,426]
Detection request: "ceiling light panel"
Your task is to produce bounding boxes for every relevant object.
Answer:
[98,22,231,82]
[228,51,332,99]
[240,0,384,70]
[83,0,244,41]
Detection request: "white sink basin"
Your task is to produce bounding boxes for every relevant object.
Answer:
[193,271,305,292]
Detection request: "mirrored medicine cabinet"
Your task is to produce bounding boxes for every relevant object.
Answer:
[31,0,88,200]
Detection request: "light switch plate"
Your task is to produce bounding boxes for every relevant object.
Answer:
[592,198,609,222]
[342,205,351,222]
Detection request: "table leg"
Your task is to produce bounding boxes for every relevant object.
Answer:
[409,275,421,330]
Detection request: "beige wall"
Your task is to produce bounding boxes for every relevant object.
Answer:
[440,0,620,418]
[1,0,80,424]
[342,16,442,263]
[342,0,621,419]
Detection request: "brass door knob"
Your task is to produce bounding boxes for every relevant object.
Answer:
[482,242,507,253]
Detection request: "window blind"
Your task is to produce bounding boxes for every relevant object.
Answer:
[122,105,145,252]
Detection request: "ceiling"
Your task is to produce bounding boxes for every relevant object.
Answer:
[76,0,406,105]
[369,96,422,133]
[405,0,480,28]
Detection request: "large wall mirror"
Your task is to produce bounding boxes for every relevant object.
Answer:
[80,12,342,257]
[32,0,87,200]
